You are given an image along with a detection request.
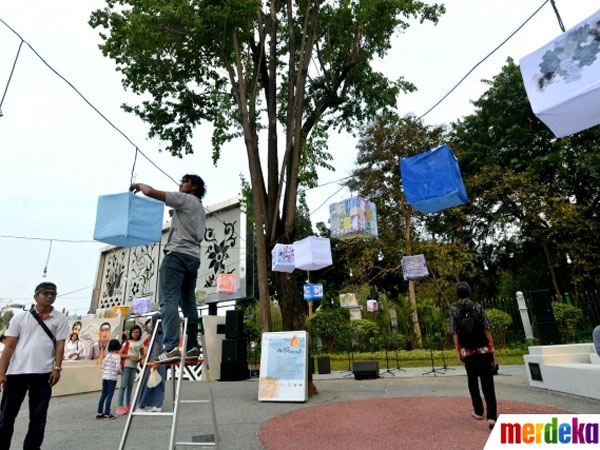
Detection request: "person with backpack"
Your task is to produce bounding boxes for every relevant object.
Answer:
[449,281,497,429]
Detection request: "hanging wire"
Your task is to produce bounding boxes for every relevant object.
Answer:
[550,0,566,32]
[418,0,550,120]
[0,39,24,116]
[130,147,139,186]
[42,239,53,278]
[0,17,178,186]
[309,184,345,216]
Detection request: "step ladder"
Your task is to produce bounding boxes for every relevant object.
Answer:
[117,317,220,450]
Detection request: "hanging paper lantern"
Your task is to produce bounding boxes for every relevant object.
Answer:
[195,289,208,306]
[271,244,295,273]
[216,273,238,294]
[132,297,152,315]
[303,283,324,301]
[94,192,164,247]
[367,299,378,312]
[339,293,358,308]
[400,145,468,214]
[329,197,378,240]
[520,9,600,138]
[113,305,131,318]
[293,236,333,271]
[401,254,429,281]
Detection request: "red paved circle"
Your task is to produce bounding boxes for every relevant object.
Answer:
[258,397,565,450]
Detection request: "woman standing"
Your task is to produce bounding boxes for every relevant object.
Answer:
[116,325,145,415]
[64,332,83,360]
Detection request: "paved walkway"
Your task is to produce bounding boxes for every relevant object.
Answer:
[7,365,600,449]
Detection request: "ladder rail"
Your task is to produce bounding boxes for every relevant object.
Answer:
[118,317,162,450]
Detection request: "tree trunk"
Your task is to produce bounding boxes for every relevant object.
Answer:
[542,240,563,301]
[273,272,306,331]
[404,207,423,347]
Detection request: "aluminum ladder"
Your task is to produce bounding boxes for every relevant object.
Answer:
[117,317,220,449]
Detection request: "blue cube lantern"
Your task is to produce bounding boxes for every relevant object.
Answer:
[329,197,378,240]
[93,192,164,247]
[303,283,324,301]
[400,145,468,214]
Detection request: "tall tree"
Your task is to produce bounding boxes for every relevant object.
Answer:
[89,0,444,330]
[451,58,600,297]
[346,114,448,347]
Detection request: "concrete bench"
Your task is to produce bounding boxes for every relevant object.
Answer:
[524,344,600,400]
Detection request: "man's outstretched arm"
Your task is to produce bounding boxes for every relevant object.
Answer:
[130,183,166,202]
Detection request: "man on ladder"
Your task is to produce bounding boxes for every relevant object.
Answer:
[130,174,206,362]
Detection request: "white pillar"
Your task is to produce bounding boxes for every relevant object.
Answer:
[516,291,535,341]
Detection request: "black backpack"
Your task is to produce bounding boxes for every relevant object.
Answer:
[456,300,488,349]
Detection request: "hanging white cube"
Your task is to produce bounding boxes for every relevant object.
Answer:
[520,9,600,138]
[271,244,295,273]
[329,197,378,240]
[367,299,378,312]
[293,236,332,271]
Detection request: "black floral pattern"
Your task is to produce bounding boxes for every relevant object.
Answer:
[204,220,237,288]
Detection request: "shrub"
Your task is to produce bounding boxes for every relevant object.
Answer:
[552,302,583,343]
[306,307,350,353]
[350,319,381,352]
[486,308,512,349]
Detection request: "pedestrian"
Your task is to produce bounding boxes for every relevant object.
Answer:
[593,325,600,357]
[96,339,122,419]
[0,282,69,450]
[449,281,498,430]
[130,174,206,363]
[138,314,166,412]
[116,325,145,415]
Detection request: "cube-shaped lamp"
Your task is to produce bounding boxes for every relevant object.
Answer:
[132,297,152,315]
[339,293,358,308]
[303,283,324,301]
[400,145,467,214]
[401,254,429,281]
[271,244,295,273]
[367,299,378,312]
[94,192,164,247]
[520,9,600,138]
[293,236,332,271]
[329,197,378,240]
[216,273,238,295]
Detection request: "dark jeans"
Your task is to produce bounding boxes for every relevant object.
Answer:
[0,373,52,450]
[159,252,200,352]
[97,379,117,415]
[464,352,497,420]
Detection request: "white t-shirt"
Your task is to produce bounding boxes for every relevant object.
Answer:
[165,191,205,259]
[5,308,69,374]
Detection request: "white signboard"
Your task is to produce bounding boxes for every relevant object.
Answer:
[258,331,308,403]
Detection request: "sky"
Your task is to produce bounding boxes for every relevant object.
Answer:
[0,0,598,314]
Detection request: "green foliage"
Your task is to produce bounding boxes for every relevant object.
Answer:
[1,310,14,331]
[244,318,260,344]
[349,319,381,352]
[306,307,350,353]
[552,301,584,343]
[486,308,512,349]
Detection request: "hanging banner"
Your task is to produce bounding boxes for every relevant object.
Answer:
[329,197,378,240]
[520,9,600,138]
[401,254,429,281]
[258,331,308,402]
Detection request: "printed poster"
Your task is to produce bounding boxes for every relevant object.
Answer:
[258,331,308,402]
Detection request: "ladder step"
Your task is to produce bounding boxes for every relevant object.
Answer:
[175,443,216,448]
[131,411,173,417]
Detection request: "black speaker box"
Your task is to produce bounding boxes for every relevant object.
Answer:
[530,290,554,322]
[317,356,331,374]
[537,321,562,345]
[216,323,226,335]
[226,310,245,339]
[353,361,379,380]
[222,338,247,364]
[220,362,249,381]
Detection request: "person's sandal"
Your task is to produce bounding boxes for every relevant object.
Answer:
[472,412,484,420]
[488,419,496,429]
